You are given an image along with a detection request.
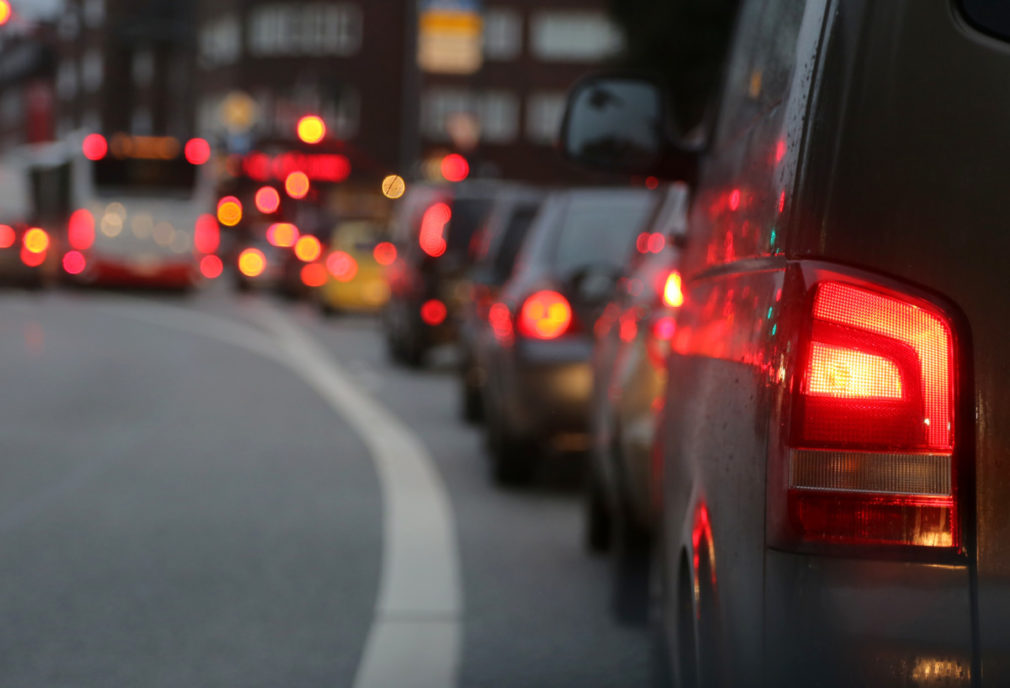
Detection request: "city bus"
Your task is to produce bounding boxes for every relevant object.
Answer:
[31,131,219,289]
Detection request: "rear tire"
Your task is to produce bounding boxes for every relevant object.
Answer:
[487,411,533,485]
[611,516,651,625]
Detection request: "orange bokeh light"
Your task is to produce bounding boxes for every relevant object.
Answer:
[266,222,299,248]
[285,171,311,199]
[373,241,397,266]
[23,227,49,254]
[294,235,322,262]
[238,248,267,277]
[217,196,243,226]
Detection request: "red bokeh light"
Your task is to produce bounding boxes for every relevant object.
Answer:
[300,262,328,287]
[441,154,469,183]
[185,138,211,165]
[62,251,86,275]
[373,241,397,266]
[326,250,358,282]
[419,202,451,257]
[200,254,224,279]
[194,214,220,254]
[0,225,14,248]
[82,133,108,161]
[421,299,448,326]
[67,209,95,250]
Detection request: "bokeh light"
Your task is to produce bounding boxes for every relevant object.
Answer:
[185,138,211,165]
[285,171,310,199]
[82,133,108,161]
[0,224,16,249]
[381,174,407,200]
[266,222,299,248]
[200,254,224,279]
[300,263,328,287]
[23,228,49,254]
[62,251,87,275]
[441,154,469,182]
[297,115,327,144]
[254,186,281,214]
[373,241,397,266]
[217,196,243,226]
[237,248,266,277]
[294,235,322,262]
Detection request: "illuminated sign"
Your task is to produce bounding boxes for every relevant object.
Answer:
[418,0,483,74]
[242,152,352,183]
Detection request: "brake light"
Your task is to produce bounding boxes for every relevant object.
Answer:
[663,271,684,308]
[193,214,220,254]
[300,263,328,287]
[62,250,86,275]
[419,202,450,258]
[489,302,513,343]
[67,209,95,250]
[82,133,107,161]
[373,241,397,266]
[421,299,447,326]
[518,290,573,340]
[0,225,15,249]
[326,251,357,282]
[778,279,959,551]
[200,254,223,279]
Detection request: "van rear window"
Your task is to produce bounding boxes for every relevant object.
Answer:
[961,0,1010,41]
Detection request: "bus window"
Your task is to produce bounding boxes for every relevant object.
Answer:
[92,157,197,195]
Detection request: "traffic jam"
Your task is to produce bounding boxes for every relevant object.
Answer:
[1,0,1007,686]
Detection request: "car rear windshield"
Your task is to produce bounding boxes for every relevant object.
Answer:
[446,197,494,259]
[552,192,655,275]
[491,203,539,280]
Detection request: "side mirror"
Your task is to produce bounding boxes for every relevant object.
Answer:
[560,74,696,183]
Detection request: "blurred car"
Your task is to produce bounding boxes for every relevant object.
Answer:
[383,183,496,366]
[584,184,687,622]
[316,219,393,314]
[563,0,1010,685]
[481,187,659,484]
[233,236,288,292]
[457,186,544,422]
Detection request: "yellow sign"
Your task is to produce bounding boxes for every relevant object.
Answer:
[418,10,483,74]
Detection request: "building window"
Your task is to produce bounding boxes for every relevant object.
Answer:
[132,50,154,87]
[81,49,103,92]
[422,88,518,144]
[526,92,566,144]
[483,8,521,60]
[248,4,362,57]
[199,15,241,67]
[57,60,78,100]
[131,106,152,135]
[530,11,623,62]
[83,0,105,28]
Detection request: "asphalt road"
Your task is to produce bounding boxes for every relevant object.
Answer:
[0,286,650,688]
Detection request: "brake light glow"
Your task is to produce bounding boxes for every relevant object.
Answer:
[67,209,95,250]
[0,225,14,248]
[294,235,322,262]
[301,262,328,287]
[489,302,513,342]
[237,248,266,277]
[217,197,242,227]
[419,202,450,258]
[663,271,684,308]
[23,228,48,254]
[184,138,211,165]
[326,251,357,282]
[193,214,220,254]
[82,133,108,161]
[373,241,397,266]
[421,299,448,326]
[62,250,86,275]
[778,278,959,552]
[21,246,45,267]
[200,254,223,279]
[518,290,572,340]
[266,222,299,248]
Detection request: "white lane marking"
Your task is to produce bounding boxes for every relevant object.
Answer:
[103,297,463,688]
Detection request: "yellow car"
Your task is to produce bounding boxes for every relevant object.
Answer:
[317,220,393,314]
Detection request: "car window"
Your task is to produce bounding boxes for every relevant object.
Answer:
[491,203,539,280]
[446,197,494,259]
[552,192,655,275]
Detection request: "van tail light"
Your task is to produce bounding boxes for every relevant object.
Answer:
[775,278,960,552]
[518,290,574,340]
[68,209,95,250]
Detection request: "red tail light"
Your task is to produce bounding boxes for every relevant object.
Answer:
[518,290,573,340]
[194,214,220,254]
[421,299,448,326]
[62,250,87,275]
[0,224,15,249]
[68,209,95,250]
[419,202,450,258]
[373,241,397,266]
[775,278,960,552]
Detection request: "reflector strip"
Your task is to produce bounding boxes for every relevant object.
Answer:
[790,450,951,496]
